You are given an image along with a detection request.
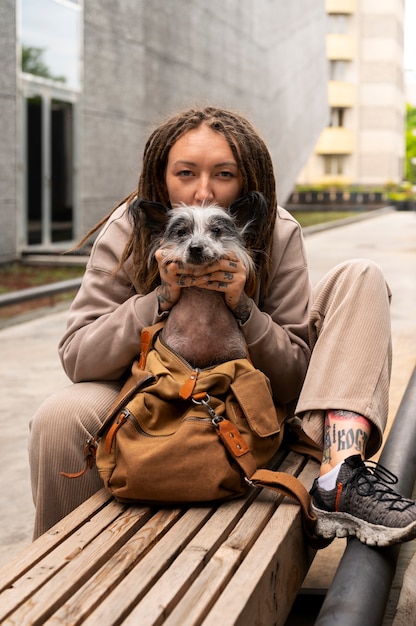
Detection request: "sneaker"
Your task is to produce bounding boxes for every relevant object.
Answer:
[310,454,416,547]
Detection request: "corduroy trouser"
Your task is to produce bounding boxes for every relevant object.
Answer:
[29,259,392,539]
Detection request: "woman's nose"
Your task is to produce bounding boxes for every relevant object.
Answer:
[194,177,214,204]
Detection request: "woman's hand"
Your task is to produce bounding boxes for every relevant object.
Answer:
[189,257,253,321]
[155,249,185,313]
[155,249,253,322]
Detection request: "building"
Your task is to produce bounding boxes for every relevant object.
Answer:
[1,0,328,262]
[296,0,405,189]
[405,70,416,106]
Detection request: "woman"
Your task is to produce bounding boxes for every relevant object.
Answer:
[29,106,416,545]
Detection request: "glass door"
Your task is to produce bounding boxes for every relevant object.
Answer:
[24,92,75,246]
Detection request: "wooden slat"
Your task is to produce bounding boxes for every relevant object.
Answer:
[2,501,152,625]
[46,508,184,626]
[152,488,284,626]
[80,507,216,626]
[201,458,319,626]
[0,488,111,592]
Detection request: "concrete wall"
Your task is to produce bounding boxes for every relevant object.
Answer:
[0,0,17,262]
[81,0,328,232]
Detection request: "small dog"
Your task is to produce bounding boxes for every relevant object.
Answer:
[134,192,268,368]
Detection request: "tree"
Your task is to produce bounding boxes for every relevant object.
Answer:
[21,46,66,83]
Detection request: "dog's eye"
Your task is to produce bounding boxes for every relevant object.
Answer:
[211,227,222,236]
[176,228,188,238]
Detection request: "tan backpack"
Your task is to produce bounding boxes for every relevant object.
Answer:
[62,322,328,549]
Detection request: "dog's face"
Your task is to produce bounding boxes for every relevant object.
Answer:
[159,204,252,268]
[133,192,269,275]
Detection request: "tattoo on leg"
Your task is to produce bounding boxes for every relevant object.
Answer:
[324,409,370,461]
[330,409,369,425]
[335,427,368,455]
[322,417,332,465]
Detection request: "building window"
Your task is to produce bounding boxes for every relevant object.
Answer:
[330,107,345,127]
[324,155,345,176]
[329,60,346,81]
[21,0,81,90]
[327,13,346,34]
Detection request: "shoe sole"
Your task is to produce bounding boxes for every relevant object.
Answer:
[311,503,416,547]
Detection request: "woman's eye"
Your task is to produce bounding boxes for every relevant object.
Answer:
[218,171,233,178]
[177,170,193,177]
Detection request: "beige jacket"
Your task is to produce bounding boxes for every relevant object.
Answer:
[59,203,312,405]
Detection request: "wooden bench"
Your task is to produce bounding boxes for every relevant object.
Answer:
[0,449,319,626]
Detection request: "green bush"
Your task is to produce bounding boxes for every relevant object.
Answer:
[406,104,416,184]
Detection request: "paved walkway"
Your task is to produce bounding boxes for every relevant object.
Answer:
[1,208,416,617]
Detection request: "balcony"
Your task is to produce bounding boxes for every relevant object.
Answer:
[326,34,355,61]
[315,127,354,154]
[328,81,355,107]
[325,0,356,13]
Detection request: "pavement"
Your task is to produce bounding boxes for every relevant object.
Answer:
[1,208,416,616]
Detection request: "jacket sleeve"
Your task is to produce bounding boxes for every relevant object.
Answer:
[241,208,312,405]
[58,204,165,382]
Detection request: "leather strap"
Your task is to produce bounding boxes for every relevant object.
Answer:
[60,374,155,480]
[60,439,97,479]
[215,416,330,549]
[248,469,331,549]
[216,419,257,478]
[138,321,166,369]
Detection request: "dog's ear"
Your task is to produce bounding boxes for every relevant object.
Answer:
[130,198,170,236]
[228,192,269,236]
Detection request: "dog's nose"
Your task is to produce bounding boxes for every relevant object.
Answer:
[188,244,204,262]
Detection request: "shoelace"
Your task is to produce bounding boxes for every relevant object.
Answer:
[348,460,415,512]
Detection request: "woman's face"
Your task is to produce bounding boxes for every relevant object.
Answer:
[165,124,243,208]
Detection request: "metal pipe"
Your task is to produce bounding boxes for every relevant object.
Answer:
[315,366,416,626]
[0,277,82,307]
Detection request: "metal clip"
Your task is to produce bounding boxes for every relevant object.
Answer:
[191,393,224,426]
